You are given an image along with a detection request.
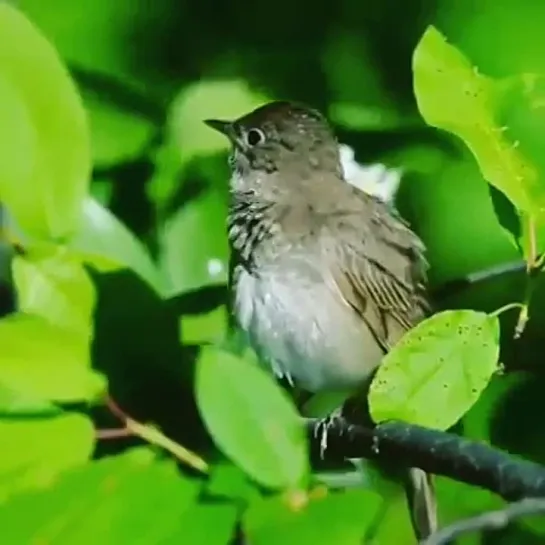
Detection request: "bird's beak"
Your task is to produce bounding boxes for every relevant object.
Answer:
[204,118,232,137]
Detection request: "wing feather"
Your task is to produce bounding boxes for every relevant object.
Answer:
[324,197,430,352]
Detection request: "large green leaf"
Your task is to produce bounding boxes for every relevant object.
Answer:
[0,313,105,403]
[0,3,90,240]
[368,310,500,430]
[12,247,95,338]
[0,448,208,544]
[207,462,260,502]
[413,26,545,219]
[0,413,94,502]
[70,197,164,295]
[243,489,382,545]
[196,347,309,489]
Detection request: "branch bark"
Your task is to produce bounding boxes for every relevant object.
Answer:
[307,416,545,500]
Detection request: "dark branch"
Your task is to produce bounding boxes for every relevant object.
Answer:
[421,497,545,545]
[306,417,545,500]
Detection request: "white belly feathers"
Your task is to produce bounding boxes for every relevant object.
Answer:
[233,262,383,393]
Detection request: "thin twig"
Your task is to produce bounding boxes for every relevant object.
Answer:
[421,497,545,545]
[106,395,209,474]
[95,428,133,440]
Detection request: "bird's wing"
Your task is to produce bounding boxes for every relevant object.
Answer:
[325,200,430,352]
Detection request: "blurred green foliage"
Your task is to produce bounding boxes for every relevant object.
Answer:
[0,0,544,543]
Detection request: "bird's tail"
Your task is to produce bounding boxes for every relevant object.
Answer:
[405,467,438,541]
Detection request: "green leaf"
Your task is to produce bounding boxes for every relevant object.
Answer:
[0,382,58,417]
[158,188,229,295]
[0,3,90,240]
[196,347,309,489]
[83,88,158,168]
[0,313,106,403]
[369,310,500,430]
[0,448,203,544]
[243,489,382,545]
[70,197,164,295]
[493,74,545,258]
[90,179,114,207]
[181,305,229,345]
[12,247,95,338]
[147,140,183,210]
[413,26,545,218]
[164,502,238,545]
[0,413,94,502]
[358,484,417,545]
[207,462,260,502]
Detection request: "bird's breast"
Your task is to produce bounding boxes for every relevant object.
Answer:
[231,258,384,393]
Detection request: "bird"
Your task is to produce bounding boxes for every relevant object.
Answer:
[204,100,437,540]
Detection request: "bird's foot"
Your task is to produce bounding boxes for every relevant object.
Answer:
[315,408,344,460]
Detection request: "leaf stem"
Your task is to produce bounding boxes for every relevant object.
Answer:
[490,303,525,318]
[514,215,544,338]
[106,395,209,474]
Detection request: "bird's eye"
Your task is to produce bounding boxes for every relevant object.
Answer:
[245,128,265,147]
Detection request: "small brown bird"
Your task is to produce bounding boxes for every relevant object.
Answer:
[205,101,437,539]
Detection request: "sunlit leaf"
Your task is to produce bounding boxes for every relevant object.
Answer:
[12,247,95,337]
[0,448,203,544]
[196,347,308,489]
[434,2,545,77]
[413,26,545,218]
[494,74,545,258]
[0,313,106,403]
[0,3,90,240]
[70,197,164,295]
[0,381,58,417]
[243,489,382,545]
[0,413,94,502]
[369,310,500,430]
